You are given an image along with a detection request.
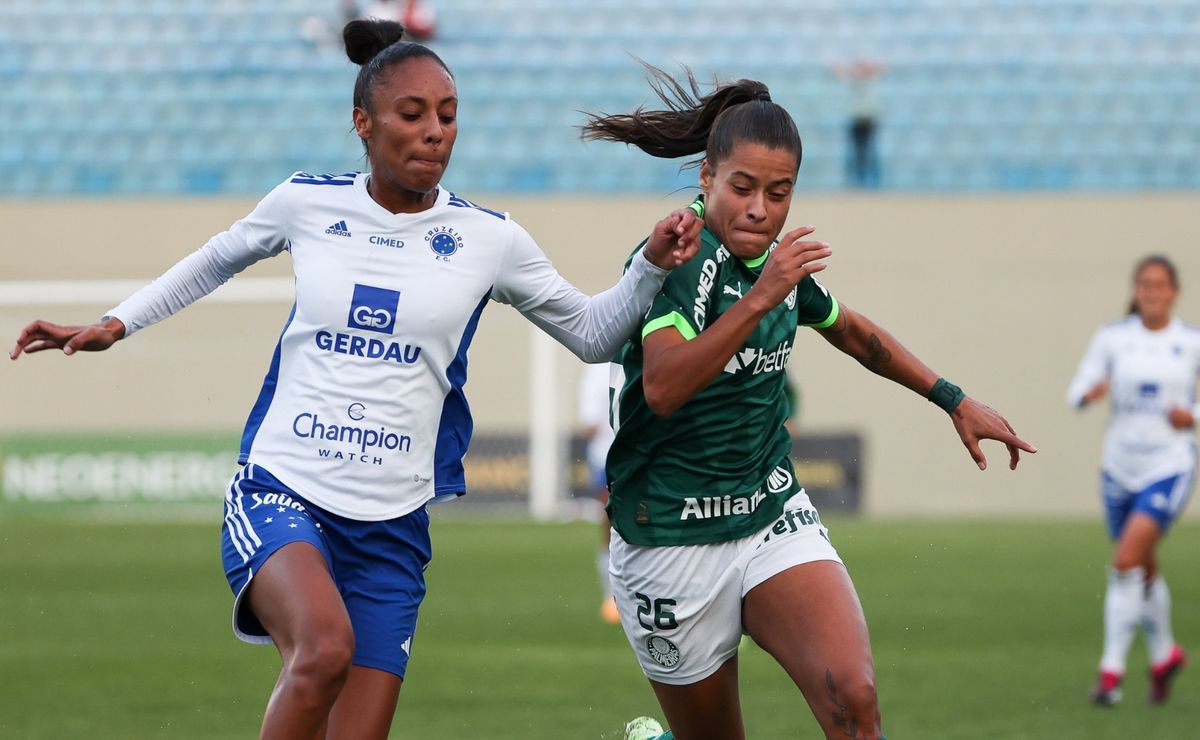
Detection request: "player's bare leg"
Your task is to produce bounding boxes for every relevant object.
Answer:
[249,542,356,740]
[646,656,744,740]
[1112,512,1160,576]
[743,561,882,740]
[325,666,403,739]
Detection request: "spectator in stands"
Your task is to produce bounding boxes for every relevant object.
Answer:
[360,0,436,41]
[833,59,886,189]
[1067,255,1195,707]
[302,0,434,49]
[582,63,1034,740]
[9,19,701,740]
[300,0,361,52]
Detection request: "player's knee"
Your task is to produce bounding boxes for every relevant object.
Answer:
[1112,551,1149,571]
[824,674,881,740]
[287,629,355,700]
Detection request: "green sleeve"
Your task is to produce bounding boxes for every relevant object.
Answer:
[638,240,718,343]
[795,275,839,328]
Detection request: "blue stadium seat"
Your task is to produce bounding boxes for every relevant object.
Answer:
[1,0,1198,194]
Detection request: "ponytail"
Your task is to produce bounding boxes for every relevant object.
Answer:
[581,62,801,172]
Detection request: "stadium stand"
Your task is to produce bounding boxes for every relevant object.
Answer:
[0,0,1197,194]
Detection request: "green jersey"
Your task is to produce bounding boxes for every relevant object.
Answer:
[606,220,839,547]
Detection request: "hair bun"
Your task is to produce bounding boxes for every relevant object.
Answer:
[343,18,406,66]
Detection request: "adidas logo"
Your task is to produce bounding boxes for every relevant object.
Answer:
[325,220,351,237]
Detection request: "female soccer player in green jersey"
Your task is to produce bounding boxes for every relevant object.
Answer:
[583,67,1037,740]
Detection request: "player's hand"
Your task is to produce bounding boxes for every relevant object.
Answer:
[950,396,1037,471]
[9,318,126,359]
[642,207,703,270]
[1167,406,1196,430]
[1082,380,1108,405]
[745,226,831,312]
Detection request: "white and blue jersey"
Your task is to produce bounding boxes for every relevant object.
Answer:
[106,171,669,521]
[1067,315,1200,533]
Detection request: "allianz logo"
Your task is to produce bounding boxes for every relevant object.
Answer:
[678,466,794,521]
[722,339,792,375]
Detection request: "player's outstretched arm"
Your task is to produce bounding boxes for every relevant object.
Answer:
[816,304,1036,470]
[10,318,127,359]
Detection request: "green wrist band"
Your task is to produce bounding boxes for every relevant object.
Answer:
[928,378,965,414]
[687,196,705,218]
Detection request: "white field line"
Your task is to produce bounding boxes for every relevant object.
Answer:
[0,278,295,306]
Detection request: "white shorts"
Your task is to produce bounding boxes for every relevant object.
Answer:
[609,490,841,685]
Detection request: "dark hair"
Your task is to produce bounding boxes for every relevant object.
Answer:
[581,63,801,173]
[343,18,451,112]
[1127,254,1180,315]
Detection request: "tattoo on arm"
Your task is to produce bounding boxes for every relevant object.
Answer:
[824,311,848,333]
[826,669,860,738]
[858,333,892,373]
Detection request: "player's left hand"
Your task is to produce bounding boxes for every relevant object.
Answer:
[950,396,1037,471]
[1167,406,1196,430]
[642,207,703,270]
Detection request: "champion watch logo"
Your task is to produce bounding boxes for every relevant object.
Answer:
[325,220,351,237]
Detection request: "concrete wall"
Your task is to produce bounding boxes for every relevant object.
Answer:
[3,192,1198,518]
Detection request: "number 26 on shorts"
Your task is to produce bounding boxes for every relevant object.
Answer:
[634,592,678,630]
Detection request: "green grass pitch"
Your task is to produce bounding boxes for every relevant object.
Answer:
[1,511,1196,738]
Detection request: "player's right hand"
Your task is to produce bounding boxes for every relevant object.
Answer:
[9,318,126,359]
[746,226,831,312]
[642,207,703,270]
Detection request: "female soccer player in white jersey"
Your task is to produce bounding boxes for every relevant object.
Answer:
[8,20,702,740]
[1067,255,1197,707]
[582,67,1036,740]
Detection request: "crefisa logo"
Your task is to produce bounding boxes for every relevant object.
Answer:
[426,226,463,261]
[347,284,400,334]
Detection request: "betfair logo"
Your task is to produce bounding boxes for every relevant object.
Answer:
[721,340,793,375]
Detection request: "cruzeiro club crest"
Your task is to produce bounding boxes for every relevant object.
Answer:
[426,226,463,261]
[646,635,680,668]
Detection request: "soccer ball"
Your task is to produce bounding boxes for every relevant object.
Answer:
[624,715,664,740]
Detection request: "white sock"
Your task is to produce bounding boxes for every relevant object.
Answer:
[1100,567,1145,674]
[597,549,613,600]
[1142,574,1176,665]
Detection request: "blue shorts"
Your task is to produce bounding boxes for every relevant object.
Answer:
[1102,468,1196,540]
[221,463,432,678]
[588,460,608,494]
